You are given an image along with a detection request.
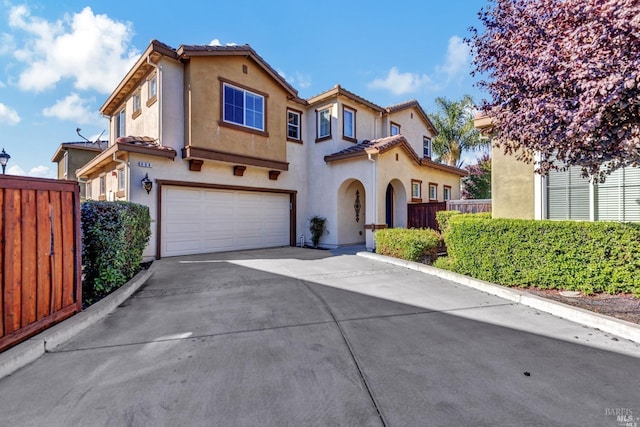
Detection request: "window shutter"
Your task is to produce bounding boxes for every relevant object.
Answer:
[547,164,590,220]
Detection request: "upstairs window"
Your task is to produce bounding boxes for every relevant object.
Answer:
[317,107,331,141]
[343,106,356,142]
[423,136,432,159]
[390,122,401,136]
[147,75,158,107]
[287,109,301,142]
[115,109,126,138]
[132,92,141,119]
[223,82,265,131]
[149,75,157,99]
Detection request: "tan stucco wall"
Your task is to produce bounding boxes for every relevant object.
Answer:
[185,56,288,163]
[492,148,535,219]
[386,108,435,156]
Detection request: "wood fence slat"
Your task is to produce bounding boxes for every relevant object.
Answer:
[0,178,81,352]
[36,190,52,320]
[50,191,64,312]
[21,189,37,326]
[4,189,22,335]
[61,191,75,307]
[0,189,4,337]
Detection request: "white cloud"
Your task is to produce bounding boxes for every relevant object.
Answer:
[6,164,25,175]
[9,5,139,93]
[295,72,311,89]
[28,165,54,178]
[368,66,432,95]
[42,93,98,124]
[437,35,470,81]
[209,38,237,47]
[6,164,55,178]
[0,102,20,125]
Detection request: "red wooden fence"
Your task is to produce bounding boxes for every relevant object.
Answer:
[0,175,81,352]
[407,202,447,230]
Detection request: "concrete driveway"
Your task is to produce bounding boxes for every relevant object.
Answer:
[1,247,639,426]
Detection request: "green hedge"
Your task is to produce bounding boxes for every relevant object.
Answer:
[375,228,442,263]
[81,201,151,304]
[439,214,640,296]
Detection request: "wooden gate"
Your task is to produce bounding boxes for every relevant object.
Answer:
[407,202,447,230]
[1,175,81,352]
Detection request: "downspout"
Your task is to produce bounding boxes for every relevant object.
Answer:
[147,56,163,146]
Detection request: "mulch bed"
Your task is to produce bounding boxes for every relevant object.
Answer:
[523,288,640,325]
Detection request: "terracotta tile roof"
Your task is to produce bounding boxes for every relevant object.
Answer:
[324,135,419,163]
[324,134,467,176]
[115,136,177,154]
[385,99,438,135]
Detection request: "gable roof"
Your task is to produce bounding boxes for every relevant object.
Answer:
[386,99,438,136]
[51,141,107,162]
[101,40,301,116]
[324,134,467,176]
[307,84,385,112]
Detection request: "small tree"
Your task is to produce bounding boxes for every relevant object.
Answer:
[309,216,327,248]
[462,154,491,199]
[468,0,640,181]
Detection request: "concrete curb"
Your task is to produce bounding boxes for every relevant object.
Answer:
[0,263,156,380]
[357,252,640,344]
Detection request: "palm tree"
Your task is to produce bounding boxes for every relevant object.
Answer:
[430,95,487,167]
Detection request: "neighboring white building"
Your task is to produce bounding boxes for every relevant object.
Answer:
[76,40,466,259]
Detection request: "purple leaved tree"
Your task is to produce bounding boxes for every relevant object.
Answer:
[468,0,640,181]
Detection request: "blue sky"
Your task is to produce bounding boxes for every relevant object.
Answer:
[0,0,488,177]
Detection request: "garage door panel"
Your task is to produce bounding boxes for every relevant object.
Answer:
[162,186,291,257]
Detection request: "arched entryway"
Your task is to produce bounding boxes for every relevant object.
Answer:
[337,179,366,245]
[385,179,407,228]
[386,184,395,227]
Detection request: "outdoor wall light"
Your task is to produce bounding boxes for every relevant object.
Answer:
[141,173,153,194]
[0,148,11,175]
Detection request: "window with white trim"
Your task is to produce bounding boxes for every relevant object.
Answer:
[223,83,264,131]
[444,185,451,201]
[343,106,356,141]
[149,75,157,99]
[390,122,400,136]
[63,151,68,177]
[118,168,126,191]
[429,183,438,201]
[115,109,126,138]
[317,107,331,140]
[85,180,92,199]
[411,179,422,201]
[423,136,432,159]
[132,92,141,115]
[99,175,106,196]
[287,109,301,141]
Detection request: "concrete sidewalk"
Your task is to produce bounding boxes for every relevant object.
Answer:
[0,247,638,426]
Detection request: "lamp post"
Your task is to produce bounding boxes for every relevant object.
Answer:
[0,148,10,175]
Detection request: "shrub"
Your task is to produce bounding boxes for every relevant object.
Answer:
[435,210,462,234]
[309,216,328,247]
[81,201,151,304]
[442,215,640,296]
[375,228,442,264]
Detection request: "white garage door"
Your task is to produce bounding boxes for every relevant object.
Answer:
[161,186,291,257]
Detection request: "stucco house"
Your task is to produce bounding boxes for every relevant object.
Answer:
[474,114,640,222]
[76,40,466,259]
[51,140,106,199]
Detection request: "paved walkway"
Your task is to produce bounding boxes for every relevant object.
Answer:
[1,247,639,426]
